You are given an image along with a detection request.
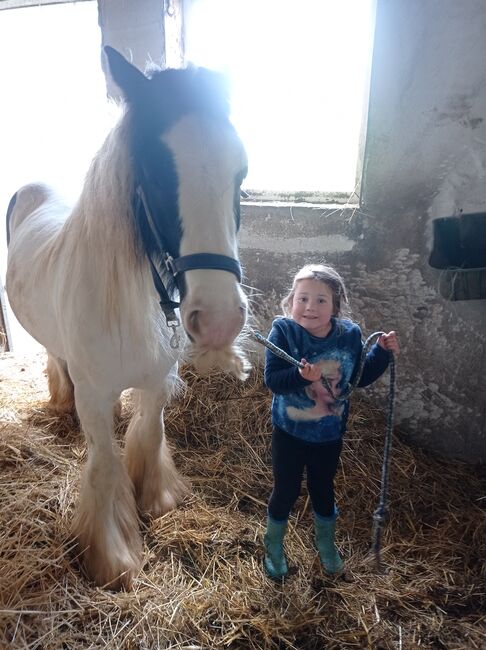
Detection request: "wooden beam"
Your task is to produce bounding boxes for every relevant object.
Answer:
[0,281,13,352]
[0,0,92,10]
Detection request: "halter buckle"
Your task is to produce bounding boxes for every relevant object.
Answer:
[165,254,178,277]
[167,316,181,349]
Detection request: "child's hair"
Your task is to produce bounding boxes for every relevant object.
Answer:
[281,263,349,318]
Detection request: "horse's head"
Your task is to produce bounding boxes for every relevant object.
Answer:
[104,47,249,378]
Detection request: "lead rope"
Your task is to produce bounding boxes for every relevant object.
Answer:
[372,350,396,573]
[250,329,396,572]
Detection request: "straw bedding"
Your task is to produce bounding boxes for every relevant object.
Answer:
[0,351,485,649]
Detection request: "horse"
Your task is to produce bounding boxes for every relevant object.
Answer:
[5,46,249,589]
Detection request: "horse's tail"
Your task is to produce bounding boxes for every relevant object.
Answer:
[5,191,18,247]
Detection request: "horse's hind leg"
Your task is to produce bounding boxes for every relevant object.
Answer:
[72,381,142,589]
[124,385,189,517]
[46,353,121,419]
[46,353,75,414]
[7,183,52,241]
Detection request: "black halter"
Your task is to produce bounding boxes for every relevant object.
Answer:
[135,184,242,345]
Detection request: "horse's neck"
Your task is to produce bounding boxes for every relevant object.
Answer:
[67,120,141,260]
[64,122,156,325]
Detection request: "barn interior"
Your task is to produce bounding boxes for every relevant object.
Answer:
[0,1,485,648]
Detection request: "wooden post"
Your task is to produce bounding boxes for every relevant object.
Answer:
[0,281,13,352]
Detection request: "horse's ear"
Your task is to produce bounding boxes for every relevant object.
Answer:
[103,46,149,102]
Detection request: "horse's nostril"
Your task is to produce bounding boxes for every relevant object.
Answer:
[188,310,200,336]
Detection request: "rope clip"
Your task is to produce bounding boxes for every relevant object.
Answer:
[167,317,181,349]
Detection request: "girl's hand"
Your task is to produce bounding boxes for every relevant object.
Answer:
[378,331,400,355]
[299,358,322,382]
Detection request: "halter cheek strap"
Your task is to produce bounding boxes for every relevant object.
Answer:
[135,184,242,347]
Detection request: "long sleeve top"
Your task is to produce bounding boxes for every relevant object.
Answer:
[264,317,391,443]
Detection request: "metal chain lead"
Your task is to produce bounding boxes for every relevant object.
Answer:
[371,352,396,572]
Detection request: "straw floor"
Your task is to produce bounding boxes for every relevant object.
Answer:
[0,351,485,649]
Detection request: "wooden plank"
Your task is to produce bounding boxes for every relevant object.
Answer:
[0,281,13,352]
[0,0,92,10]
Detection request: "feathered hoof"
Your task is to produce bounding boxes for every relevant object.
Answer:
[74,513,144,588]
[73,469,144,590]
[79,540,143,590]
[125,439,191,519]
[138,474,190,519]
[47,397,76,416]
[73,520,144,590]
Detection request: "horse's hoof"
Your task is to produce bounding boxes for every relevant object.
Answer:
[78,544,143,591]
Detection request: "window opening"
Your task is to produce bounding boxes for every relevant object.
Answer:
[185,0,375,201]
[0,1,110,351]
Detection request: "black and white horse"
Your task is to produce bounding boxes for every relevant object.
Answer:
[6,47,249,588]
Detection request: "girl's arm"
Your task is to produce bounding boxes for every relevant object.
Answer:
[264,324,313,395]
[356,343,391,387]
[354,328,399,388]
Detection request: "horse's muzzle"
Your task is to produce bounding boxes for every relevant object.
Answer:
[183,304,246,349]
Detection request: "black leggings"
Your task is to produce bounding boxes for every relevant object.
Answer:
[268,426,343,521]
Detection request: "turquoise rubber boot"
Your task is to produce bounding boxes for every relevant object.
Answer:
[263,517,288,580]
[314,511,344,574]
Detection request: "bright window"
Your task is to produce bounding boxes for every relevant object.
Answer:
[0,1,110,204]
[0,1,111,350]
[185,0,375,198]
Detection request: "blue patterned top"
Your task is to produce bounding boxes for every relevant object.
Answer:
[264,317,390,443]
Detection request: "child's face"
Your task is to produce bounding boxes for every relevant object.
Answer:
[290,278,334,337]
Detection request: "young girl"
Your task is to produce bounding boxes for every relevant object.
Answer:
[263,263,399,580]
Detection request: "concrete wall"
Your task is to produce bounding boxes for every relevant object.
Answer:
[240,0,486,464]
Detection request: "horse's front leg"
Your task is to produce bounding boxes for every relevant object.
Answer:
[72,383,142,590]
[124,386,189,517]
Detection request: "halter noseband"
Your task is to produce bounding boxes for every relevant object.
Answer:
[135,184,242,348]
[165,252,241,281]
